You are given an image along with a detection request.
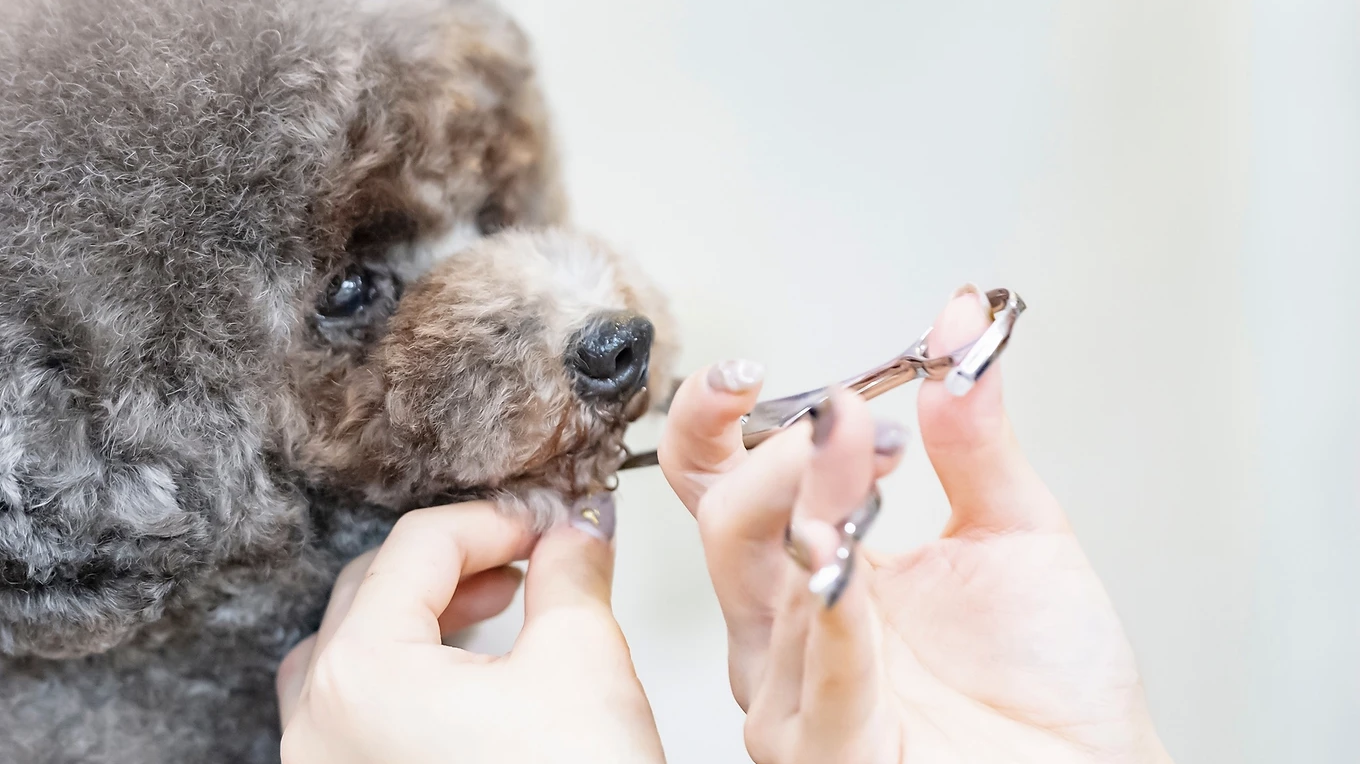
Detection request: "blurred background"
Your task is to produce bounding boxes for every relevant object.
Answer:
[464,1,1360,761]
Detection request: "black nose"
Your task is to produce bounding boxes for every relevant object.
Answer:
[568,311,654,401]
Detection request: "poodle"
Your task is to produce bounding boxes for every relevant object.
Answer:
[0,0,677,761]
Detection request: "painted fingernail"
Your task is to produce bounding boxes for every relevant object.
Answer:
[950,282,991,314]
[808,395,837,447]
[841,487,883,542]
[707,359,765,394]
[570,492,616,542]
[873,420,909,457]
[808,551,854,609]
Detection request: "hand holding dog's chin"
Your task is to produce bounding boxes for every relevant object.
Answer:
[275,500,665,764]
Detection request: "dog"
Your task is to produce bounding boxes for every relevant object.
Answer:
[0,0,677,761]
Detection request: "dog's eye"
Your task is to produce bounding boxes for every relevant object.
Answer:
[318,268,375,319]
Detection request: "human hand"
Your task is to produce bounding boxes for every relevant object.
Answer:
[659,287,1173,764]
[276,498,665,764]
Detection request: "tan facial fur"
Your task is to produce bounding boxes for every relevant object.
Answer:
[278,3,677,525]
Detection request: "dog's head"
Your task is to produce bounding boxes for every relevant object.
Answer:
[279,2,678,515]
[293,229,677,514]
[1,0,675,540]
[0,0,677,660]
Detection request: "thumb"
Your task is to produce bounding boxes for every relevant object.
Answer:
[919,285,1067,535]
[518,494,622,648]
[658,360,766,511]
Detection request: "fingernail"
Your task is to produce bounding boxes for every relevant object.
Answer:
[841,486,882,542]
[707,359,765,394]
[569,492,616,542]
[808,551,854,609]
[808,395,837,447]
[950,282,991,313]
[873,420,909,457]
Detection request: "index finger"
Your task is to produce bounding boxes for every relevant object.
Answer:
[333,501,537,645]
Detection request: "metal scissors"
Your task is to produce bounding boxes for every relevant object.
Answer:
[619,287,1025,470]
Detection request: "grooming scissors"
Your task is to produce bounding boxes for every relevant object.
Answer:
[618,287,1025,470]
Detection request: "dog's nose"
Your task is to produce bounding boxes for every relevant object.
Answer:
[569,311,654,402]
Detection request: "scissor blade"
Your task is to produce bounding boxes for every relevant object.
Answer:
[619,450,660,470]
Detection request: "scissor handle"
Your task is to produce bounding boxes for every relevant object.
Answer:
[739,288,1024,442]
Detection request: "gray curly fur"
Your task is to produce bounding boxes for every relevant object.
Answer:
[0,0,677,761]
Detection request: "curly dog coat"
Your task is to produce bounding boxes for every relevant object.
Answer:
[0,0,677,761]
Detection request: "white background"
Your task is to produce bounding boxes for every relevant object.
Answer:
[468,1,1360,761]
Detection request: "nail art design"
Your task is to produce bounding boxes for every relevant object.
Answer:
[808,553,854,609]
[707,359,765,394]
[570,492,616,542]
[950,282,992,313]
[841,486,882,541]
[808,395,836,447]
[873,420,909,457]
[804,486,881,609]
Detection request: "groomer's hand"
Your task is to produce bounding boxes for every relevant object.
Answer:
[275,498,665,764]
[660,287,1174,764]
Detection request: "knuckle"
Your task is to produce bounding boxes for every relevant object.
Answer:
[328,567,366,605]
[275,636,314,687]
[695,486,741,538]
[336,550,375,583]
[541,604,621,639]
[390,505,439,535]
[742,715,780,764]
[280,636,312,669]
[391,501,482,535]
[727,656,757,712]
[278,725,311,764]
